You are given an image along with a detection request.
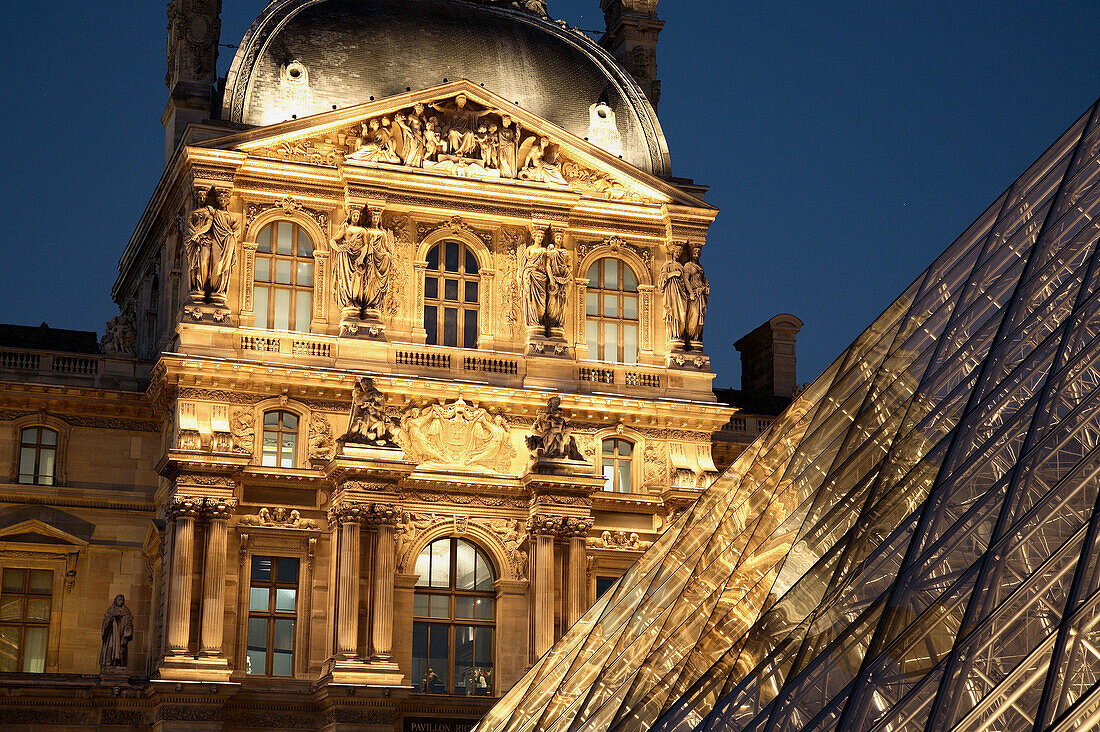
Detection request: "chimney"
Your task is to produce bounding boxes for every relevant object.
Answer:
[164,0,223,164]
[599,0,663,109]
[734,314,803,399]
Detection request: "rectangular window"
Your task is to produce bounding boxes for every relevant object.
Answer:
[246,556,298,676]
[0,568,52,673]
[412,623,451,693]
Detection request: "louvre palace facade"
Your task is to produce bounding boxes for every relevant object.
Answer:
[0,0,800,729]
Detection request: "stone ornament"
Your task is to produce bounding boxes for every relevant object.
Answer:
[486,518,529,579]
[229,409,254,454]
[400,398,514,472]
[558,516,595,539]
[527,396,585,461]
[239,507,319,530]
[184,187,240,307]
[585,530,653,551]
[527,514,561,535]
[307,413,337,461]
[101,315,136,355]
[339,377,399,447]
[684,243,709,345]
[658,242,690,350]
[328,502,368,527]
[330,207,394,326]
[99,594,134,671]
[165,495,203,521]
[202,497,237,522]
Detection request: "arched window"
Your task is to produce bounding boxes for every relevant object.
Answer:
[254,221,315,332]
[18,427,58,485]
[413,537,496,695]
[601,438,633,493]
[586,259,639,363]
[424,241,480,349]
[261,411,298,468]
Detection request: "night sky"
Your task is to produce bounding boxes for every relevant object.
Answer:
[1,1,1097,388]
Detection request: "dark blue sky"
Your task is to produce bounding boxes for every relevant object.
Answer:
[1,1,1097,387]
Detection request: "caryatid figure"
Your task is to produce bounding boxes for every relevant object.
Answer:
[184,187,240,305]
[362,208,395,313]
[658,242,690,349]
[684,243,710,344]
[521,229,550,328]
[544,231,571,332]
[329,207,369,314]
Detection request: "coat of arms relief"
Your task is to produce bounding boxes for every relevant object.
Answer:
[399,398,516,474]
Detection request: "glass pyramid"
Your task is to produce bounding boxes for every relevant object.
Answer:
[477,98,1100,732]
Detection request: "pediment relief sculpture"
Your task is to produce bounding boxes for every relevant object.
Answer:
[399,398,515,473]
[246,93,643,202]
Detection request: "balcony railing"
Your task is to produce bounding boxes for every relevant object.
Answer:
[578,362,664,391]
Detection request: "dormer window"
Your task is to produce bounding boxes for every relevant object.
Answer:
[424,241,480,349]
[254,221,314,332]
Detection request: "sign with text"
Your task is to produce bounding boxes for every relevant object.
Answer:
[403,717,480,732]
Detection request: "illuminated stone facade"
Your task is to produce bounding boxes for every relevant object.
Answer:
[0,1,755,728]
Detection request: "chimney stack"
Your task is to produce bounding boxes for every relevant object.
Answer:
[600,0,663,109]
[734,314,803,399]
[164,0,223,164]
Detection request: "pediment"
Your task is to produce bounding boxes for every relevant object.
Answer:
[202,80,707,208]
[0,520,88,547]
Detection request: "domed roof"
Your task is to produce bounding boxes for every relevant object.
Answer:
[222,0,670,176]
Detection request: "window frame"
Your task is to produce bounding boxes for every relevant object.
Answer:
[585,258,640,364]
[260,410,300,469]
[245,555,300,677]
[412,537,497,696]
[600,437,635,493]
[253,220,316,333]
[16,427,59,486]
[0,567,54,674]
[423,240,481,350]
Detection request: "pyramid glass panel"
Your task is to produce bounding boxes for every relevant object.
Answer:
[477,99,1100,732]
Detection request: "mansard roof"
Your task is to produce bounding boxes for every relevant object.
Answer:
[222,0,671,176]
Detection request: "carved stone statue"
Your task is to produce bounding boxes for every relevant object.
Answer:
[519,136,568,186]
[99,594,134,670]
[101,315,136,355]
[308,413,337,461]
[184,187,240,306]
[658,242,690,349]
[526,396,585,461]
[544,232,571,331]
[684,244,709,345]
[363,209,395,312]
[340,377,398,447]
[330,208,369,312]
[330,207,395,325]
[431,93,494,158]
[497,116,520,179]
[230,410,254,454]
[355,117,402,164]
[521,229,550,328]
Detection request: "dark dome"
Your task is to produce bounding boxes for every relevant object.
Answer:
[222,0,670,175]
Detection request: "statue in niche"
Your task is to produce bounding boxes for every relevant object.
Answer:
[544,231,571,330]
[684,243,710,344]
[99,594,134,670]
[527,396,585,461]
[184,187,240,306]
[521,229,550,328]
[497,115,520,179]
[430,93,494,157]
[659,242,690,349]
[330,207,395,320]
[101,315,136,355]
[519,136,568,186]
[340,377,398,447]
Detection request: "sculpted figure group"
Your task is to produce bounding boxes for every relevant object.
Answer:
[184,187,240,307]
[349,94,567,185]
[340,377,399,447]
[658,242,709,349]
[527,396,585,461]
[522,229,572,335]
[330,206,395,321]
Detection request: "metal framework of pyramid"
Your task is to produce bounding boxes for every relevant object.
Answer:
[477,98,1100,732]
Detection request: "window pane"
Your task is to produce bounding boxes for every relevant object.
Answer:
[37,450,55,484]
[25,597,50,622]
[617,459,632,493]
[455,540,476,590]
[273,618,295,652]
[415,551,431,588]
[22,626,47,673]
[603,259,618,288]
[413,623,429,691]
[18,448,36,483]
[443,308,458,348]
[426,245,439,270]
[275,259,292,284]
[261,436,277,466]
[617,440,633,457]
[273,289,291,330]
[249,587,269,612]
[623,324,638,364]
[253,286,269,328]
[474,627,494,694]
[257,226,272,253]
[425,277,438,299]
[586,292,598,317]
[297,230,313,257]
[424,306,438,345]
[603,322,619,362]
[0,595,23,620]
[603,293,618,317]
[277,222,293,254]
[255,256,271,282]
[246,649,266,676]
[277,558,299,584]
[429,625,449,692]
[39,430,57,447]
[280,433,296,468]
[475,548,495,590]
[430,540,450,588]
[264,412,279,428]
[603,439,615,455]
[296,261,313,286]
[603,463,614,491]
[465,280,478,303]
[28,571,51,593]
[294,292,312,332]
[588,264,600,288]
[413,593,429,616]
[445,241,459,272]
[0,626,17,672]
[275,588,296,612]
[2,569,24,592]
[444,279,459,301]
[429,595,449,618]
[465,250,478,274]
[623,266,638,291]
[623,294,638,319]
[464,310,478,350]
[247,618,268,674]
[455,624,474,694]
[456,596,494,620]
[586,321,598,355]
[596,577,616,598]
[251,556,272,582]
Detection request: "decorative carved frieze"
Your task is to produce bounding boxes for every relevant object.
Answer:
[399,398,514,472]
[577,235,653,267]
[585,530,653,551]
[417,216,492,247]
[239,507,318,529]
[246,196,329,231]
[176,474,236,488]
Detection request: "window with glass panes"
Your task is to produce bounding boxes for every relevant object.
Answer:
[246,556,298,676]
[585,259,639,363]
[601,438,633,493]
[261,411,298,468]
[423,241,480,349]
[254,221,315,332]
[412,538,495,696]
[0,568,52,673]
[18,427,57,485]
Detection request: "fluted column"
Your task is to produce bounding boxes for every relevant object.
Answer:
[369,503,399,662]
[560,517,594,628]
[199,497,237,657]
[528,515,560,660]
[165,496,203,655]
[330,502,367,659]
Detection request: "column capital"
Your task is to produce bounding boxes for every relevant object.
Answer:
[328,500,369,528]
[165,495,204,522]
[202,496,238,522]
[526,514,562,536]
[363,502,400,528]
[557,516,594,539]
